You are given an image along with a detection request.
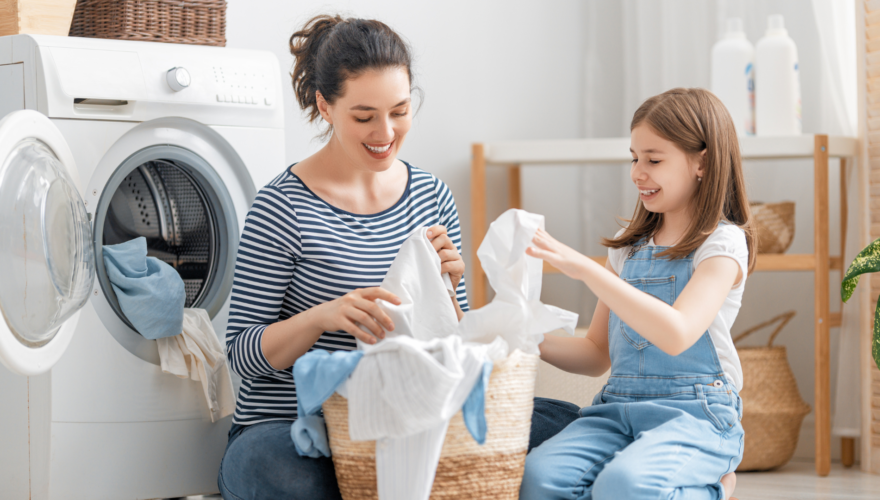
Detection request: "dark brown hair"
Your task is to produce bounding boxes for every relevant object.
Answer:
[289,14,414,138]
[603,88,756,273]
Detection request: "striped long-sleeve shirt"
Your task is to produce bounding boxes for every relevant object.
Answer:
[225,162,469,425]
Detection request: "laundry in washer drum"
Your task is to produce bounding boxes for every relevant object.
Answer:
[102,160,217,310]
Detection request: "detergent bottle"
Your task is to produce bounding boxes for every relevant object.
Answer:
[711,18,755,136]
[755,14,802,136]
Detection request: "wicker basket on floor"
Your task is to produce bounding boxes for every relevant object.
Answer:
[322,349,539,500]
[750,201,795,254]
[734,311,811,471]
[68,0,226,46]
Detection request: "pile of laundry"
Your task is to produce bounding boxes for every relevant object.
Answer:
[103,237,234,422]
[291,209,577,500]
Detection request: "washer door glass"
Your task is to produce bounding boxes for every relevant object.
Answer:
[0,139,95,347]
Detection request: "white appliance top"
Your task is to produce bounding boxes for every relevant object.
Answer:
[0,35,284,128]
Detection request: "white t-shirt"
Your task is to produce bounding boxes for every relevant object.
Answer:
[607,224,748,390]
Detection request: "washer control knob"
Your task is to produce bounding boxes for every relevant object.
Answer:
[166,67,191,92]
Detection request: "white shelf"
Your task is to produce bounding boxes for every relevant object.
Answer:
[481,135,859,165]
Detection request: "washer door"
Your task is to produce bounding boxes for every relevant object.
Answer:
[0,110,94,376]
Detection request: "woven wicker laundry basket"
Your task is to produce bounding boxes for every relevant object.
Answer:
[733,311,811,471]
[750,201,795,254]
[68,0,226,46]
[322,349,539,500]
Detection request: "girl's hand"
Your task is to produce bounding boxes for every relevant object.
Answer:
[314,287,401,344]
[427,225,465,290]
[526,228,592,280]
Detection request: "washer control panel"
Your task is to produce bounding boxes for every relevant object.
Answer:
[212,64,273,105]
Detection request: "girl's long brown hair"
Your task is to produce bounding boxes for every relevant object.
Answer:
[603,88,756,273]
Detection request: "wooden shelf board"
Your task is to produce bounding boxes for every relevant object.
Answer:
[481,135,858,165]
[541,254,839,274]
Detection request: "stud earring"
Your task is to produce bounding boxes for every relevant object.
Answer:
[698,177,702,182]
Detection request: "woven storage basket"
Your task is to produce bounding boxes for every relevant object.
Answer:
[734,311,811,471]
[68,0,226,46]
[322,349,539,500]
[750,201,795,254]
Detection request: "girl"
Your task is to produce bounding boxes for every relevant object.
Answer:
[217,15,468,499]
[521,88,754,500]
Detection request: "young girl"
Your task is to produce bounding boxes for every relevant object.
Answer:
[521,88,755,500]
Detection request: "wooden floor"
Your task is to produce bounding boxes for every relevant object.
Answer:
[735,459,880,499]
[181,459,880,499]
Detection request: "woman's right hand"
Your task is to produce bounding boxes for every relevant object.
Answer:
[313,287,401,344]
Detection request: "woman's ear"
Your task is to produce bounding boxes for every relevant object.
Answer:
[316,91,333,125]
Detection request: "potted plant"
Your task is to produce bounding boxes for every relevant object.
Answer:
[841,239,880,370]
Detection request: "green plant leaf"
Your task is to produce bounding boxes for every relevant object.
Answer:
[874,295,880,372]
[842,237,880,303]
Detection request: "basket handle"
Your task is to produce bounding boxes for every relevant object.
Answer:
[731,311,796,347]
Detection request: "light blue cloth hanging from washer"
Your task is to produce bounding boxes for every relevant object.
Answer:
[102,237,186,340]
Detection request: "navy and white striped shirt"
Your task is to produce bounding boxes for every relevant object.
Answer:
[225,162,469,425]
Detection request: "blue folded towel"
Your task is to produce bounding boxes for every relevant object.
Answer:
[293,349,365,417]
[290,349,364,458]
[102,237,185,340]
[291,414,331,458]
[462,360,493,445]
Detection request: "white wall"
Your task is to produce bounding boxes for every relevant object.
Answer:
[225,0,588,314]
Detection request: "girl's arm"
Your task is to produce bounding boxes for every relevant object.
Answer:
[527,228,741,357]
[538,261,613,376]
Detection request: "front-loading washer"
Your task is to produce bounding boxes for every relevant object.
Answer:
[0,35,285,500]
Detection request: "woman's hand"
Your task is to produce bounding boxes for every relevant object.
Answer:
[526,228,593,280]
[313,287,401,345]
[427,225,465,290]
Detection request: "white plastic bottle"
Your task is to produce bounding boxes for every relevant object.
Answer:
[755,14,802,136]
[711,18,755,136]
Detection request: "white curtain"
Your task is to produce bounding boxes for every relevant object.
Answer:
[810,0,860,439]
[582,0,860,439]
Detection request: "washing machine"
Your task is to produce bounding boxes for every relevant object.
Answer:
[0,34,284,499]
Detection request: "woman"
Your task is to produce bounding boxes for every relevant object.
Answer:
[216,15,468,500]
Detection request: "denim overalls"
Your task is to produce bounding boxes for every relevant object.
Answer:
[521,240,745,500]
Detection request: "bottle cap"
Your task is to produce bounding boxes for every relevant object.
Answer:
[767,14,786,34]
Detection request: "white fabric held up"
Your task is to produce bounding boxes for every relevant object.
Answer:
[343,211,575,500]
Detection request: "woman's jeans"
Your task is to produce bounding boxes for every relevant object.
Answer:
[217,397,580,500]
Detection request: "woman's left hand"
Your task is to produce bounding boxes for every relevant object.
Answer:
[526,227,593,280]
[427,225,464,290]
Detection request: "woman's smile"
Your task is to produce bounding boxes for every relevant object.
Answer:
[363,140,395,159]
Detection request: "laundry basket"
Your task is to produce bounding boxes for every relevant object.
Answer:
[750,201,795,254]
[322,349,539,500]
[68,0,226,46]
[733,311,811,471]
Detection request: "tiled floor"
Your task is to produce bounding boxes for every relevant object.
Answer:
[735,459,880,499]
[180,459,880,499]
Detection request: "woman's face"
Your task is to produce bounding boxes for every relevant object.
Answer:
[629,124,703,216]
[319,67,412,172]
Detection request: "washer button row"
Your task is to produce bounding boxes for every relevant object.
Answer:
[216,94,261,104]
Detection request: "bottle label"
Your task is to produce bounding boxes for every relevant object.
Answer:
[746,62,755,135]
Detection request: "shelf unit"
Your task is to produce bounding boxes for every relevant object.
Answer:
[470,134,858,477]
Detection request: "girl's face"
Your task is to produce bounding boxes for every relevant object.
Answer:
[318,67,412,172]
[629,124,704,216]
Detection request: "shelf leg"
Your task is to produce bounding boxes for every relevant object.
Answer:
[814,134,831,476]
[842,437,856,467]
[471,144,488,309]
[509,165,522,210]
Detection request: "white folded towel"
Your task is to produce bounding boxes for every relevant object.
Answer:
[157,308,235,422]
